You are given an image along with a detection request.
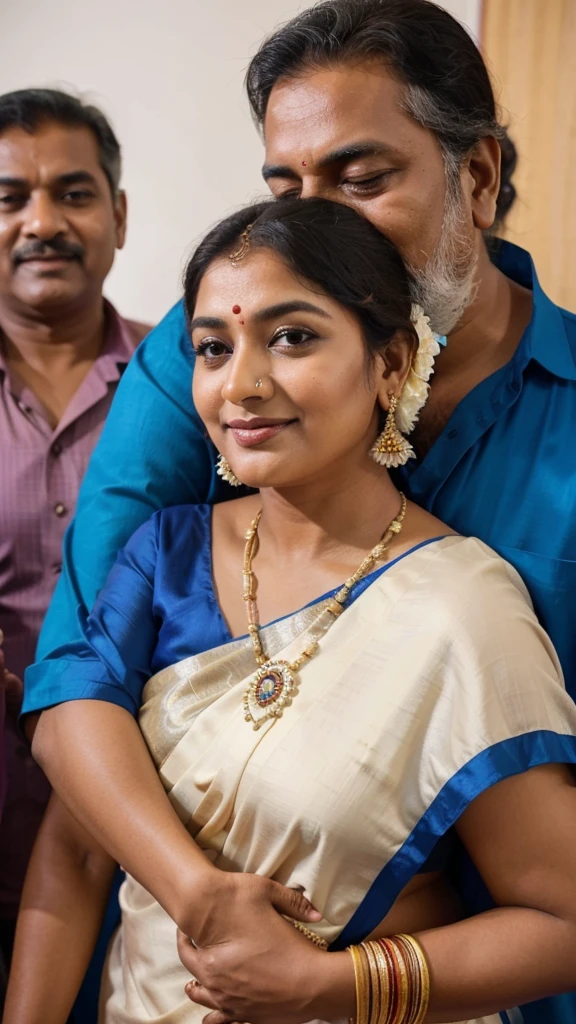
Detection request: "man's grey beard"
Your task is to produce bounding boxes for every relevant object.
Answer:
[407,172,478,336]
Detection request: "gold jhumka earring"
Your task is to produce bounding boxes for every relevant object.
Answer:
[215,454,242,487]
[369,394,416,469]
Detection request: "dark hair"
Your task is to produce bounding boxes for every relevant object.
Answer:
[246,0,505,191]
[0,88,121,195]
[184,196,416,359]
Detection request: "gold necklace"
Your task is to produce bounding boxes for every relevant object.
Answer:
[241,494,407,730]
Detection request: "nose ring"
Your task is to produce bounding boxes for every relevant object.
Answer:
[255,379,263,388]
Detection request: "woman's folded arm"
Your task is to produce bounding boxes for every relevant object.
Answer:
[31,699,320,943]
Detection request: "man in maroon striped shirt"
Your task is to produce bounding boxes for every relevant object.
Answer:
[0,88,149,974]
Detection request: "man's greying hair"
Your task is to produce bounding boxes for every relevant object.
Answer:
[0,88,122,195]
[247,0,509,334]
[246,0,505,199]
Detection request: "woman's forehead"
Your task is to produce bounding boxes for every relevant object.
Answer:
[194,250,328,315]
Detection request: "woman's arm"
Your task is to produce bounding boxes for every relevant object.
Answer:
[3,793,116,1024]
[180,763,576,1024]
[419,761,576,1021]
[32,700,320,945]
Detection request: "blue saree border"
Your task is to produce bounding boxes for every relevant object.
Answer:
[331,730,576,951]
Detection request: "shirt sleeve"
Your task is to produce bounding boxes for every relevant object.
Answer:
[33,301,218,675]
[24,513,161,717]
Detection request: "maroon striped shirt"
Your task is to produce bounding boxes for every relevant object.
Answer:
[0,301,147,917]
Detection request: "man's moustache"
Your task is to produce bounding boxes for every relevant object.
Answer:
[13,240,84,266]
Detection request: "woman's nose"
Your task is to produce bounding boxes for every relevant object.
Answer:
[221,349,270,404]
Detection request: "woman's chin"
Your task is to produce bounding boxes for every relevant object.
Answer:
[231,466,301,492]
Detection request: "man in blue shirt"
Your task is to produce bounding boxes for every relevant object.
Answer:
[24,2,576,1022]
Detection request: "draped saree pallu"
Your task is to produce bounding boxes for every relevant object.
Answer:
[99,536,576,1024]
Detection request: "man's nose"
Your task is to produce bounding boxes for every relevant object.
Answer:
[299,173,329,201]
[21,192,67,240]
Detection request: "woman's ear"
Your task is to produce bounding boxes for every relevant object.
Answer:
[375,329,416,410]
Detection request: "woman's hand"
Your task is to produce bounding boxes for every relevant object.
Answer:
[177,876,355,1024]
[177,869,321,943]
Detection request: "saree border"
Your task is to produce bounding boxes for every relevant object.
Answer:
[332,729,576,950]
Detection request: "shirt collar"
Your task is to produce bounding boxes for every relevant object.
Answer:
[492,239,576,381]
[97,299,139,383]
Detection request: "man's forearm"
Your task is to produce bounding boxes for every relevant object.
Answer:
[4,794,116,1024]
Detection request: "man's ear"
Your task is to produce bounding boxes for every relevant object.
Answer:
[465,135,501,231]
[114,189,128,250]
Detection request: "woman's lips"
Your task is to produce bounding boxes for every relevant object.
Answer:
[226,419,295,447]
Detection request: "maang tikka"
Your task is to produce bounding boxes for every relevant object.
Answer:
[229,224,253,266]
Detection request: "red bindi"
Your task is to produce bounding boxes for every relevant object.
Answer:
[232,304,241,314]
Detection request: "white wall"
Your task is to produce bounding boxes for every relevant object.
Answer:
[1,0,481,323]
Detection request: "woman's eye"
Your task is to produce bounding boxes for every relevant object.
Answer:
[270,327,315,349]
[195,339,230,360]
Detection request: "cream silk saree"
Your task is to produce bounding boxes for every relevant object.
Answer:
[99,535,576,1024]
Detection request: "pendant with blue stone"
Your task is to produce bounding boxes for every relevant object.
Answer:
[243,660,297,730]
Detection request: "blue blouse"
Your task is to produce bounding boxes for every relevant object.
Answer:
[24,503,445,716]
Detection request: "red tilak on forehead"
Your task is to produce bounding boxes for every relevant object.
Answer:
[232,304,241,314]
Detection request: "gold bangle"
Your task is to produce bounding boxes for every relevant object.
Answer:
[378,939,397,1024]
[394,936,419,1023]
[386,937,409,1024]
[348,944,370,1024]
[351,933,430,1024]
[397,935,430,1024]
[363,941,383,1024]
[370,939,392,1024]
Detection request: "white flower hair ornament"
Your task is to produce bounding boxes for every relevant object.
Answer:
[370,304,445,469]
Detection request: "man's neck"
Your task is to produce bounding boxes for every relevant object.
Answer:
[0,295,107,427]
[435,244,533,381]
[0,295,106,374]
[413,245,533,455]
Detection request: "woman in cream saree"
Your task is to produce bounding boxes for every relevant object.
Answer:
[100,510,574,1024]
[8,198,576,1024]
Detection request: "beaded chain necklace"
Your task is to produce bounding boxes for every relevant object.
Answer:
[241,494,407,729]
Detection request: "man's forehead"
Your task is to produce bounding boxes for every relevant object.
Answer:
[0,123,102,178]
[263,65,415,165]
